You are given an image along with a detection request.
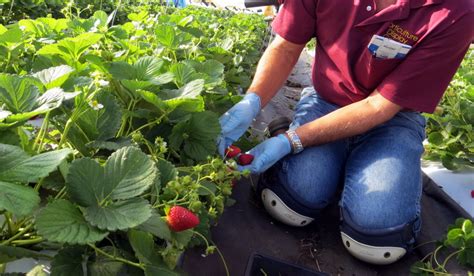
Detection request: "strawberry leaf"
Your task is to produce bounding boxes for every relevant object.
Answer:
[0,144,72,183]
[84,198,152,231]
[137,213,172,241]
[67,146,156,202]
[169,111,220,161]
[0,181,40,217]
[32,65,74,90]
[50,247,86,276]
[36,200,108,244]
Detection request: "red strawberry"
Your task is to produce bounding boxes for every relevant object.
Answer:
[225,145,241,158]
[471,190,474,198]
[238,153,254,165]
[166,206,200,232]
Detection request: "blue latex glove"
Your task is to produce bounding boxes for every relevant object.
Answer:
[217,93,261,156]
[238,134,292,173]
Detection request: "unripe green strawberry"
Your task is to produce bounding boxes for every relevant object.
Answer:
[166,206,200,232]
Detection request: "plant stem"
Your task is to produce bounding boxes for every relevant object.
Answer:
[4,45,11,71]
[441,248,464,269]
[193,231,230,276]
[415,267,449,275]
[4,213,15,236]
[34,112,50,153]
[58,118,74,148]
[11,237,44,246]
[131,112,168,135]
[88,243,144,269]
[34,178,45,192]
[432,245,445,271]
[412,239,437,250]
[54,187,67,199]
[1,223,33,245]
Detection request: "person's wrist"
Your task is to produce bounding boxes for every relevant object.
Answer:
[277,133,292,155]
[283,132,294,152]
[244,92,261,116]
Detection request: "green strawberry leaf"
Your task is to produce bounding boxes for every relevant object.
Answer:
[62,91,121,155]
[67,146,157,205]
[445,228,464,248]
[32,65,74,90]
[36,33,103,63]
[0,245,51,264]
[0,129,20,146]
[0,27,22,45]
[169,111,220,161]
[137,213,172,241]
[463,219,473,235]
[0,74,42,114]
[50,247,85,276]
[87,246,131,276]
[134,56,164,80]
[0,144,72,183]
[164,79,204,100]
[171,230,194,247]
[144,264,181,276]
[157,159,177,188]
[169,63,198,87]
[104,147,157,200]
[155,25,178,49]
[5,88,71,123]
[0,181,40,217]
[128,229,162,265]
[84,198,152,231]
[36,200,108,244]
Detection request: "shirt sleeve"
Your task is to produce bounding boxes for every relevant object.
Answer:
[271,0,317,45]
[377,13,474,113]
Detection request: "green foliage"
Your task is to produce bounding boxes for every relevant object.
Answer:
[411,218,474,275]
[423,49,474,170]
[50,247,86,276]
[36,200,109,244]
[0,5,262,274]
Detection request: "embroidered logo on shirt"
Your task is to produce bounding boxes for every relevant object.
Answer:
[384,23,419,44]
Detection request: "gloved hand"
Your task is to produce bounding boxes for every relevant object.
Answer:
[217,93,261,156]
[238,134,292,173]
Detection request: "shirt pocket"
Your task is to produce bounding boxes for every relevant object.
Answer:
[353,48,403,91]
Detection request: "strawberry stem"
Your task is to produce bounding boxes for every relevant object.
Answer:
[193,231,229,276]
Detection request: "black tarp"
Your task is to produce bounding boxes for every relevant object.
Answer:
[182,174,472,275]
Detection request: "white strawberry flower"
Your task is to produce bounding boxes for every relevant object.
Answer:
[98,80,109,87]
[89,100,104,111]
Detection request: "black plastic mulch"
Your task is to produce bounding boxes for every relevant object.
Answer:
[182,173,472,275]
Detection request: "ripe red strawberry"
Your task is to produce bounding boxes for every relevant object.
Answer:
[471,190,474,198]
[166,206,200,232]
[238,153,254,165]
[225,145,241,158]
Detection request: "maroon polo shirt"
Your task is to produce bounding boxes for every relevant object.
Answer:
[272,0,474,113]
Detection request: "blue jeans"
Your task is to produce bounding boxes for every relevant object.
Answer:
[274,87,425,233]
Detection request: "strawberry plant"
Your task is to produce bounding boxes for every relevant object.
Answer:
[410,218,474,275]
[0,6,263,274]
[423,49,474,171]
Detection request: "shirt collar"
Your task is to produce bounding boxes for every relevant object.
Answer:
[410,0,443,8]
